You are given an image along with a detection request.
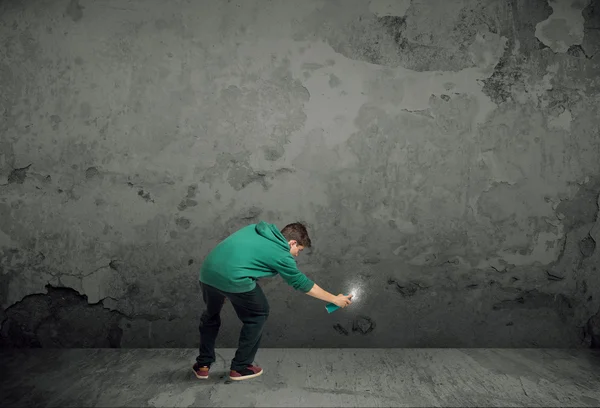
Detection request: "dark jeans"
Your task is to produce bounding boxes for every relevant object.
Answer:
[196,281,270,371]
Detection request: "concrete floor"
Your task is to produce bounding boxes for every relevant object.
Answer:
[1,348,599,407]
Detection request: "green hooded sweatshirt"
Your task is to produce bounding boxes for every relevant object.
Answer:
[199,221,315,293]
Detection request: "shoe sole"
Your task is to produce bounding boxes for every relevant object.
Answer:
[229,369,263,381]
[193,369,209,380]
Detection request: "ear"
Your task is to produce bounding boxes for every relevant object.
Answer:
[288,239,297,247]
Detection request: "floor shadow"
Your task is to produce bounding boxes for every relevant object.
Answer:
[148,367,231,385]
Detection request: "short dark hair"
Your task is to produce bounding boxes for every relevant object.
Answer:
[280,222,312,248]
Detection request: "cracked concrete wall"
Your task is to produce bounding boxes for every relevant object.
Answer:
[1,0,599,348]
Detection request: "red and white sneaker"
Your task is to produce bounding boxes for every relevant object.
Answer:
[192,363,209,379]
[229,365,263,381]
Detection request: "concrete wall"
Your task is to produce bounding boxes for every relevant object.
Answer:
[1,0,599,348]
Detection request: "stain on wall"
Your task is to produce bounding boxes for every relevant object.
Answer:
[1,0,599,348]
[0,286,123,348]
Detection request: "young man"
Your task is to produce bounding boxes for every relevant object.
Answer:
[192,221,353,381]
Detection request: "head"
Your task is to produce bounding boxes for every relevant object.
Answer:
[280,222,312,257]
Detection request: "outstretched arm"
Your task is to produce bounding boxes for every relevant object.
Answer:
[275,256,352,307]
[306,283,353,308]
[305,283,336,303]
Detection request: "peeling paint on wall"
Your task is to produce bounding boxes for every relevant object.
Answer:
[535,0,590,53]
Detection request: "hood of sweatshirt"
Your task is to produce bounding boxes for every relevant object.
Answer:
[255,221,289,251]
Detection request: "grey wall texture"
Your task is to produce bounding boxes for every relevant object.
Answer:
[0,0,599,349]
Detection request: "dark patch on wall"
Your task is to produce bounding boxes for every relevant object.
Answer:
[264,146,284,162]
[375,12,475,71]
[8,164,31,184]
[503,0,553,54]
[178,199,198,211]
[352,316,375,334]
[65,0,83,22]
[582,1,600,58]
[0,285,123,348]
[137,189,153,203]
[567,44,592,59]
[380,15,407,49]
[186,184,197,198]
[583,1,600,28]
[333,323,349,336]
[481,0,553,104]
[126,283,140,296]
[579,235,596,258]
[294,2,479,71]
[0,248,46,276]
[492,290,574,322]
[85,166,99,179]
[454,4,499,37]
[556,177,600,232]
[480,45,521,104]
[175,217,190,229]
[177,185,199,210]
